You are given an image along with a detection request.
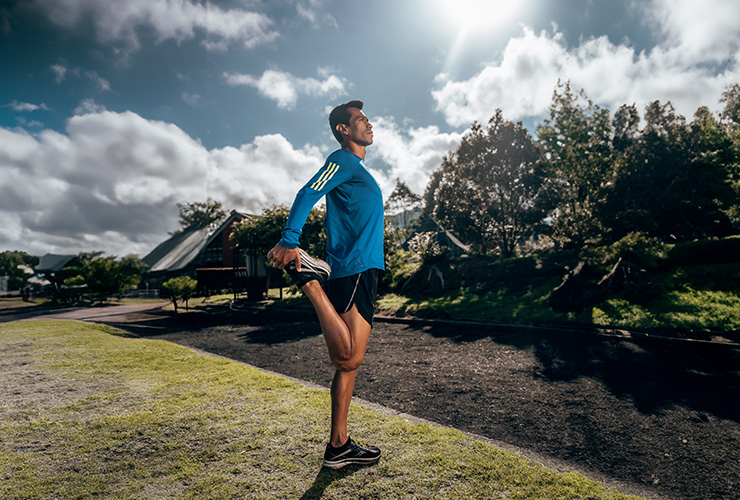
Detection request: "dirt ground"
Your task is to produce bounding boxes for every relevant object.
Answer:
[8,303,740,500]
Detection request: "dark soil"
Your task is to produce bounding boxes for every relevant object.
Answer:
[72,305,740,500]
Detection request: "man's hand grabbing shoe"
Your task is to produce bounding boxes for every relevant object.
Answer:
[285,248,331,288]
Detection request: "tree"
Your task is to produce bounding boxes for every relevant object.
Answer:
[422,169,443,221]
[174,200,226,233]
[83,254,146,299]
[384,179,422,231]
[606,101,737,241]
[0,251,38,291]
[162,276,197,313]
[685,106,738,236]
[428,110,550,257]
[720,83,740,125]
[719,84,740,227]
[41,252,145,303]
[537,81,614,248]
[230,204,327,259]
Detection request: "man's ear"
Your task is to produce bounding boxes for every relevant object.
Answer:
[336,123,348,137]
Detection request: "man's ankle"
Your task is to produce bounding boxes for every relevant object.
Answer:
[329,436,349,449]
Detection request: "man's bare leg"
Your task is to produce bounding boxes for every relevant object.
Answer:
[301,281,371,446]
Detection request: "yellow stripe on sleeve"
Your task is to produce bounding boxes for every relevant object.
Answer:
[311,162,339,191]
[310,162,334,190]
[315,163,339,190]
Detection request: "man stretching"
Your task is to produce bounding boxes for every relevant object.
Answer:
[267,100,384,469]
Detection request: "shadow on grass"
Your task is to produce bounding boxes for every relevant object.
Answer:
[299,465,367,500]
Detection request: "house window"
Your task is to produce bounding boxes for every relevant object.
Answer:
[203,239,223,266]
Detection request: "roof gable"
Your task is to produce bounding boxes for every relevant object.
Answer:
[143,210,251,274]
[35,254,77,273]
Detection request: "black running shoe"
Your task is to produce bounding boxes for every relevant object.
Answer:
[322,438,381,469]
[284,248,331,288]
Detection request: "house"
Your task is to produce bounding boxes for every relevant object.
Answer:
[35,254,78,275]
[142,210,267,297]
[34,254,78,287]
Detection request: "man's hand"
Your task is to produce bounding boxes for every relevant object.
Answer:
[267,244,301,271]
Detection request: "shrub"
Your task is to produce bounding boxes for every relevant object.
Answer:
[162,276,197,313]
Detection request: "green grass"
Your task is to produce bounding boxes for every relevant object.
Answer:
[0,297,51,309]
[0,320,643,499]
[377,280,577,325]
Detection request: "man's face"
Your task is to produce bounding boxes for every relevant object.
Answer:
[341,107,373,147]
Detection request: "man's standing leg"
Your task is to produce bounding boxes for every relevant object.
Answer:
[329,307,371,447]
[301,283,369,441]
[300,281,380,468]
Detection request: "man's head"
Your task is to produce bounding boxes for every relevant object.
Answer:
[329,100,364,144]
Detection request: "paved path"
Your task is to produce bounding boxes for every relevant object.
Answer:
[31,302,171,321]
[0,302,170,324]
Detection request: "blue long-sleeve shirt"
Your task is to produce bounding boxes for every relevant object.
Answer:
[279,149,385,279]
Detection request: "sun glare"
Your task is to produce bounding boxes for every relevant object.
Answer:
[433,0,527,72]
[437,0,523,34]
[435,0,524,35]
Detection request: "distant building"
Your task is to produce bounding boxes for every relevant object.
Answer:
[142,210,267,297]
[31,253,78,296]
[35,254,77,275]
[35,253,77,283]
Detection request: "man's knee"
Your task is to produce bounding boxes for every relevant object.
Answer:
[332,354,364,372]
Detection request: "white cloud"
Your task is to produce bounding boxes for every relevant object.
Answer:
[642,0,740,64]
[8,101,49,112]
[50,63,112,92]
[0,107,459,257]
[85,70,111,91]
[224,69,349,109]
[181,92,201,106]
[433,4,740,128]
[74,98,106,115]
[50,63,66,83]
[371,116,463,197]
[296,0,338,29]
[0,110,327,257]
[26,0,279,53]
[208,135,324,213]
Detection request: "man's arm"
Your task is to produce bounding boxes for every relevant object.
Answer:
[271,156,352,270]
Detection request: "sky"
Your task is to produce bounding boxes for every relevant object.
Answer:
[1,0,739,259]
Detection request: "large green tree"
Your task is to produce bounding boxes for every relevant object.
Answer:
[537,81,614,248]
[429,110,550,257]
[720,83,740,227]
[230,204,327,259]
[605,101,736,241]
[82,254,146,298]
[47,252,145,302]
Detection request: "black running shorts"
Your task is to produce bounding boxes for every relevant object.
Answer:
[325,268,379,327]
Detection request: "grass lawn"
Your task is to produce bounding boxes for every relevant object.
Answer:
[0,297,50,310]
[0,320,644,500]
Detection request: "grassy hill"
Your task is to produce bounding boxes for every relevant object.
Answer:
[377,235,740,336]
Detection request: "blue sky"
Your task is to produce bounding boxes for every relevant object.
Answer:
[1,0,739,257]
